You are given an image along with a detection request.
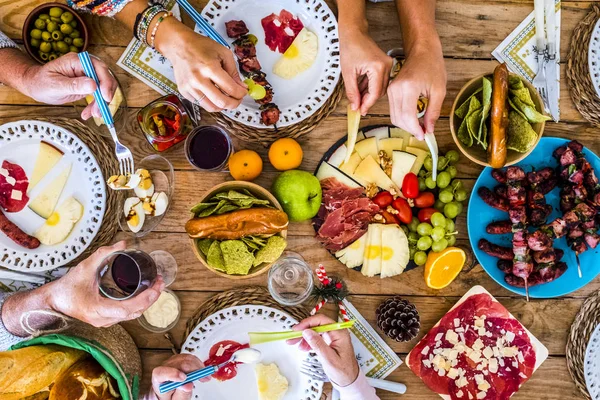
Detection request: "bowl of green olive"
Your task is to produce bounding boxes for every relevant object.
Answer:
[22,3,89,64]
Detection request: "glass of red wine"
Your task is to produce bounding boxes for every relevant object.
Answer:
[97,249,177,300]
[184,125,233,172]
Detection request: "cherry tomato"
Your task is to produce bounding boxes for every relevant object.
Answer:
[418,207,437,223]
[402,172,420,199]
[392,197,412,224]
[414,192,435,208]
[380,210,397,224]
[372,191,393,208]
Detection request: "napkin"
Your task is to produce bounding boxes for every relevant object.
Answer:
[492,0,561,114]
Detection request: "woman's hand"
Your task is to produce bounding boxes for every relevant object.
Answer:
[19,52,117,121]
[151,354,205,400]
[387,45,446,140]
[339,27,393,116]
[48,241,164,328]
[155,19,247,112]
[287,314,359,387]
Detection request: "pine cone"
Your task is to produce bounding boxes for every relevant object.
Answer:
[376,296,420,342]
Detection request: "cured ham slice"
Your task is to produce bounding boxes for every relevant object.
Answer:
[204,340,250,381]
[261,10,304,53]
[0,161,29,213]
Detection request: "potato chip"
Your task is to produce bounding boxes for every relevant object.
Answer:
[509,75,524,90]
[510,87,535,107]
[190,190,272,217]
[253,236,287,266]
[197,238,214,256]
[220,240,255,275]
[207,241,226,272]
[455,87,483,119]
[467,109,483,148]
[478,77,493,145]
[508,97,528,120]
[507,111,538,153]
[511,97,551,123]
[457,119,472,147]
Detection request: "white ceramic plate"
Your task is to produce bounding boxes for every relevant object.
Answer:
[0,120,106,272]
[200,0,340,128]
[181,305,323,400]
[585,323,600,399]
[588,18,600,99]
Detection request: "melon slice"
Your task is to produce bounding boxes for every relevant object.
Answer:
[329,144,348,168]
[364,126,390,140]
[29,141,63,192]
[28,164,72,219]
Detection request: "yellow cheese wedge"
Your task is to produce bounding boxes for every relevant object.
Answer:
[405,146,429,175]
[255,363,288,400]
[353,155,399,192]
[339,152,362,175]
[380,224,410,278]
[378,138,405,159]
[361,224,383,277]
[391,151,417,188]
[354,137,379,160]
[28,164,72,219]
[390,127,412,149]
[316,161,363,188]
[408,136,430,151]
[29,142,63,192]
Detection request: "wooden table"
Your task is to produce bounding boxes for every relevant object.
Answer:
[1,0,596,398]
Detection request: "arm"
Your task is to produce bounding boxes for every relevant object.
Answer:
[388,0,446,139]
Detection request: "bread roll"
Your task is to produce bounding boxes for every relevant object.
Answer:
[488,63,509,168]
[186,208,289,240]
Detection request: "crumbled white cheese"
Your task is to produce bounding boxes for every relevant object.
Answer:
[512,361,519,368]
[505,331,515,343]
[473,339,484,351]
[435,332,444,342]
[10,190,22,201]
[483,347,494,359]
[447,368,459,379]
[421,345,430,356]
[454,318,461,328]
[273,19,281,27]
[446,330,459,345]
[489,358,499,373]
[437,368,446,377]
[456,376,468,388]
[456,327,465,333]
[476,391,487,399]
[502,346,519,357]
[5,176,15,186]
[0,168,8,177]
[478,381,491,391]
[469,350,482,363]
[422,359,432,368]
[519,372,528,379]
[517,351,525,363]
[456,390,464,398]
[284,27,294,36]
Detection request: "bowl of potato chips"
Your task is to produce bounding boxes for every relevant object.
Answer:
[186,181,289,280]
[450,70,548,168]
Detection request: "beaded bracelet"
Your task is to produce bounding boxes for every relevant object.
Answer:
[133,6,152,41]
[149,11,173,49]
[136,4,166,46]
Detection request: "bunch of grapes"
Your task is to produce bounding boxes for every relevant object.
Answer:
[406,212,457,265]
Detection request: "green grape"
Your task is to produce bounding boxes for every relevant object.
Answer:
[409,247,417,260]
[455,189,468,202]
[425,176,436,190]
[417,223,433,236]
[424,156,434,172]
[431,226,445,242]
[408,232,419,244]
[447,165,458,178]
[451,179,463,192]
[446,218,456,233]
[408,217,420,232]
[436,171,451,189]
[418,177,427,192]
[414,251,428,266]
[444,202,460,219]
[432,238,449,253]
[447,235,457,246]
[431,212,446,228]
[446,150,460,164]
[417,236,433,251]
[437,156,449,171]
[456,201,464,215]
[418,169,427,178]
[439,189,454,204]
[401,225,409,235]
[434,199,445,212]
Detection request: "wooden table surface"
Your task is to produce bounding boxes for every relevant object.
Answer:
[2,0,597,398]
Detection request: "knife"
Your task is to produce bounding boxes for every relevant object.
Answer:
[544,0,560,122]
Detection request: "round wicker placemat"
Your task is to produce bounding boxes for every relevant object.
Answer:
[566,289,600,399]
[566,4,600,126]
[213,82,344,145]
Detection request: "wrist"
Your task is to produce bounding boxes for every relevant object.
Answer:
[404,31,442,58]
[154,18,188,57]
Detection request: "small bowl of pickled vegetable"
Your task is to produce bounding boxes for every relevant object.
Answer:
[23,3,89,64]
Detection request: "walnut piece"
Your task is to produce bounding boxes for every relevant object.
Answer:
[379,150,393,177]
[366,183,379,198]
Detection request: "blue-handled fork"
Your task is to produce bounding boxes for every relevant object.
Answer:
[78,51,134,176]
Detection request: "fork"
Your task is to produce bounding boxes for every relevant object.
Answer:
[301,359,407,395]
[78,52,134,176]
[532,0,550,113]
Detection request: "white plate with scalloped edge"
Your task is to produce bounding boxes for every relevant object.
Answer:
[585,323,600,399]
[0,120,105,272]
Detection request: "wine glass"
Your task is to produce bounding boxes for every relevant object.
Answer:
[268,251,314,306]
[97,249,177,300]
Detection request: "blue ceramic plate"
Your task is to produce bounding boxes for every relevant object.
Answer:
[468,137,600,298]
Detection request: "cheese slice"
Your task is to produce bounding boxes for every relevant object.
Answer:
[339,152,362,175]
[390,127,412,148]
[364,126,390,140]
[29,141,64,192]
[378,138,404,158]
[345,130,365,147]
[316,161,363,188]
[361,224,383,277]
[329,144,348,168]
[391,151,417,188]
[353,155,399,192]
[28,164,72,219]
[354,137,379,160]
[408,136,430,151]
[380,224,410,278]
[405,146,429,175]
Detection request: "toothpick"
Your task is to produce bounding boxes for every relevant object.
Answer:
[576,252,582,278]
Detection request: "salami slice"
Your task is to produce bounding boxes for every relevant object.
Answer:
[203,340,250,381]
[261,10,304,53]
[0,161,29,212]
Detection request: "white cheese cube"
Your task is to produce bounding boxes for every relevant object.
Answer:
[456,376,468,388]
[502,347,519,357]
[483,347,494,359]
[435,332,444,342]
[478,381,490,391]
[0,168,8,177]
[473,339,484,351]
[454,318,461,328]
[447,368,459,379]
[456,390,464,398]
[505,331,515,343]
[446,330,459,345]
[6,176,15,186]
[469,351,482,363]
[10,190,22,201]
[421,345,430,356]
[284,27,294,36]
[517,351,525,363]
[489,358,499,373]
[476,391,487,399]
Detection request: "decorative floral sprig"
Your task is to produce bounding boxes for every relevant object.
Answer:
[310,264,350,321]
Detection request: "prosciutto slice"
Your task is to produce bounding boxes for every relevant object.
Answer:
[261,10,304,53]
[0,161,29,213]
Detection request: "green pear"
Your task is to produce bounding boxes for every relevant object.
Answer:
[272,170,322,222]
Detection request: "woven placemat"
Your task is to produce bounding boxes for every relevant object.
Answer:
[566,289,600,399]
[566,4,600,126]
[214,82,344,146]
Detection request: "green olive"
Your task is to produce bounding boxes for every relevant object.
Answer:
[38,14,50,21]
[41,31,52,42]
[70,20,78,28]
[39,41,52,53]
[60,23,73,34]
[39,52,49,61]
[48,7,64,18]
[51,31,63,41]
[46,21,58,32]
[72,38,84,48]
[30,38,41,48]
[48,53,58,61]
[69,45,78,53]
[56,41,69,54]
[34,19,46,30]
[60,11,74,23]
[50,16,61,23]
[51,41,58,51]
[30,29,42,39]
[69,29,80,39]
[64,37,72,45]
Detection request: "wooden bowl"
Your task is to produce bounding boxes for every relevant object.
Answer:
[189,181,288,280]
[22,3,89,64]
[449,72,546,167]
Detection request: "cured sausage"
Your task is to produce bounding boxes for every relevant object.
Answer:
[488,63,509,168]
[0,209,40,249]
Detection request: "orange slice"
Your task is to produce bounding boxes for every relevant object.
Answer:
[424,247,466,289]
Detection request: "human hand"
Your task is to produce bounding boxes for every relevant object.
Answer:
[340,27,393,116]
[287,314,359,387]
[19,52,117,121]
[387,46,446,140]
[156,20,247,112]
[48,241,164,328]
[151,354,205,400]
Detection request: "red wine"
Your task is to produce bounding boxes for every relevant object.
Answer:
[112,254,141,294]
[186,126,232,170]
[99,250,158,300]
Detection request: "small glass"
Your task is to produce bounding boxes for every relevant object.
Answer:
[268,252,314,306]
[137,288,181,333]
[137,94,194,152]
[184,125,233,172]
[97,249,177,301]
